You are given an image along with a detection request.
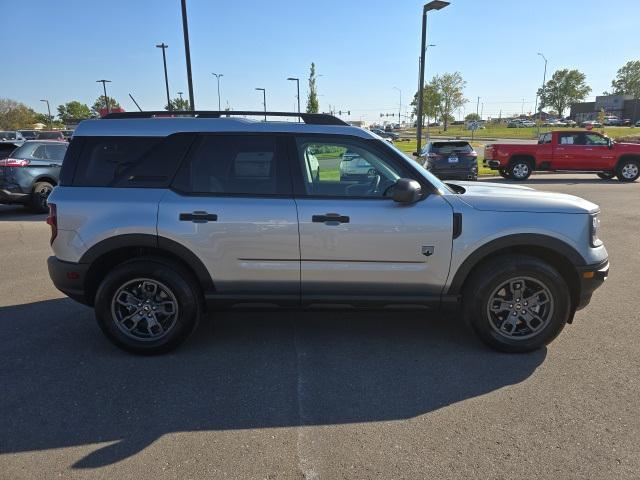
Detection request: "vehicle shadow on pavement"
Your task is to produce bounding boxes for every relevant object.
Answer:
[0,205,46,222]
[482,177,621,185]
[0,298,546,469]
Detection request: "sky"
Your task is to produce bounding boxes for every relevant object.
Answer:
[2,0,639,123]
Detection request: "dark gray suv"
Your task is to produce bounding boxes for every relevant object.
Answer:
[419,140,478,181]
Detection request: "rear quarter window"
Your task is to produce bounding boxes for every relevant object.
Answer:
[70,134,194,188]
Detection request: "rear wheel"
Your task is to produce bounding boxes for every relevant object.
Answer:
[94,257,202,354]
[616,159,639,182]
[462,255,571,353]
[597,172,615,180]
[29,181,54,213]
[508,159,532,180]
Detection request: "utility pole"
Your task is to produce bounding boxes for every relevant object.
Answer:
[96,79,112,114]
[393,87,402,127]
[40,99,52,129]
[255,88,266,121]
[180,0,195,110]
[287,77,301,120]
[156,43,171,110]
[212,73,223,110]
[535,52,548,134]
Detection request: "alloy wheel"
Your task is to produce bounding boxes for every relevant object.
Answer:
[621,163,639,180]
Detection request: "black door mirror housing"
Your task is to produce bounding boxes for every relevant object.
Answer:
[608,138,614,149]
[392,178,422,203]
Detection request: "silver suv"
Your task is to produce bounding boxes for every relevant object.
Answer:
[46,111,609,354]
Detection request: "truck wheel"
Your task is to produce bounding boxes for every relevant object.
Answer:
[94,257,202,355]
[29,181,54,213]
[498,169,510,179]
[616,159,639,182]
[597,172,615,180]
[508,159,532,180]
[462,254,571,353]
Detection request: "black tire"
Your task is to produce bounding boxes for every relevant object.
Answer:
[29,181,54,213]
[94,257,202,355]
[508,158,533,180]
[616,159,640,182]
[597,172,615,180]
[498,169,510,179]
[462,254,571,353]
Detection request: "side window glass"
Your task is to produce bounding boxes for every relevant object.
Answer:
[172,135,290,195]
[295,138,402,197]
[45,144,67,162]
[585,134,608,146]
[32,145,47,159]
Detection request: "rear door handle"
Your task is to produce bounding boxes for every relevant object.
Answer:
[312,213,350,225]
[179,211,218,223]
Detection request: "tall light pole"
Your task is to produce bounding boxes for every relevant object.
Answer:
[40,99,52,129]
[287,77,301,120]
[212,73,223,110]
[535,52,548,128]
[180,0,195,110]
[156,43,171,110]
[472,96,480,140]
[177,91,184,101]
[255,88,266,121]
[393,87,402,127]
[416,1,449,154]
[420,44,436,143]
[96,79,112,114]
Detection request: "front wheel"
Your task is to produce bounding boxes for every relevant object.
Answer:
[29,181,54,213]
[94,257,202,354]
[462,255,571,353]
[616,159,639,182]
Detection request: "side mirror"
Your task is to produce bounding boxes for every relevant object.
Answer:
[608,138,614,149]
[392,178,422,203]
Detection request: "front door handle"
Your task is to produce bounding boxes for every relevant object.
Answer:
[179,211,218,223]
[312,213,350,225]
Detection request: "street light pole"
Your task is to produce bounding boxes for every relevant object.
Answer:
[96,79,112,114]
[393,87,402,127]
[416,1,449,154]
[212,73,223,110]
[40,99,52,129]
[255,88,266,121]
[287,77,301,120]
[180,0,195,110]
[156,43,171,110]
[535,52,548,132]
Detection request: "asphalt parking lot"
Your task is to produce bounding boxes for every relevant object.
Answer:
[1,174,638,480]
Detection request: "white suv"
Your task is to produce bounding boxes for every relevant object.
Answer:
[47,111,609,354]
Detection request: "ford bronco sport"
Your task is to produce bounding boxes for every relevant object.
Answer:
[47,111,609,354]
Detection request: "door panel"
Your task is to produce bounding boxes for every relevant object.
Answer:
[296,195,453,298]
[158,191,300,295]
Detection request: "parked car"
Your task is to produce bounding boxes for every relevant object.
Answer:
[603,116,622,126]
[419,140,478,180]
[0,140,68,212]
[370,128,399,141]
[339,151,378,180]
[484,130,640,181]
[636,120,640,127]
[47,111,608,355]
[0,131,26,146]
[563,119,577,127]
[36,130,65,141]
[507,120,523,128]
[520,120,536,127]
[62,130,74,141]
[18,130,39,140]
[580,120,602,128]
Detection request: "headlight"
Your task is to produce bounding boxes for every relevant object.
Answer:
[590,213,602,247]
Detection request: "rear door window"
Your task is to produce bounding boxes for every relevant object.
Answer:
[171,134,291,195]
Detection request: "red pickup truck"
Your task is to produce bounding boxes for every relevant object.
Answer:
[484,130,640,182]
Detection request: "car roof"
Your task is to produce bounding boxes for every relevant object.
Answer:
[73,117,377,140]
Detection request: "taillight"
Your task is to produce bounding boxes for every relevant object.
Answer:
[0,158,30,167]
[46,203,58,244]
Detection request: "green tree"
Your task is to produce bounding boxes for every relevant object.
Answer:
[414,72,467,131]
[165,97,191,111]
[465,113,481,121]
[91,96,121,116]
[537,69,591,118]
[57,101,93,123]
[306,62,319,113]
[610,60,640,100]
[411,84,441,125]
[0,98,37,130]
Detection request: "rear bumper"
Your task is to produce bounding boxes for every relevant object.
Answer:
[428,167,478,180]
[575,259,609,310]
[0,184,29,204]
[47,256,92,306]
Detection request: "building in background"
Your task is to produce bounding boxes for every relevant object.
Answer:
[571,95,640,123]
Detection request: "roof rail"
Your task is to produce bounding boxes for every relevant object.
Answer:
[102,111,349,126]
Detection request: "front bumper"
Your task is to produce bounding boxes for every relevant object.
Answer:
[47,256,92,306]
[484,160,501,169]
[575,258,609,310]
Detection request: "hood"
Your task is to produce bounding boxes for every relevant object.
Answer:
[448,181,599,214]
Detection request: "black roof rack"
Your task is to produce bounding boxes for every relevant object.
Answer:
[102,111,349,126]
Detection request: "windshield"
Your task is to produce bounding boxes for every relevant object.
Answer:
[382,140,453,194]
